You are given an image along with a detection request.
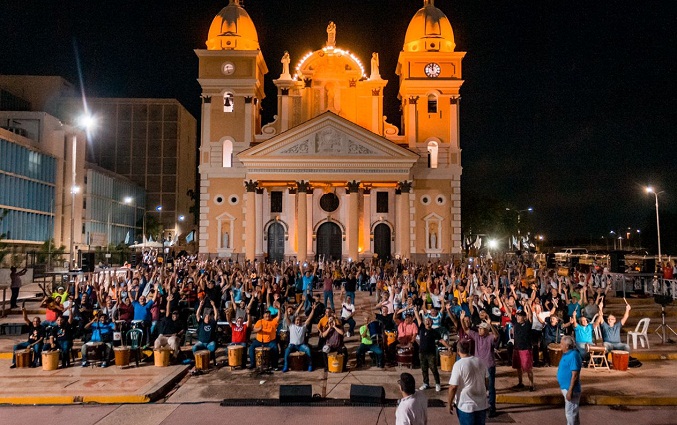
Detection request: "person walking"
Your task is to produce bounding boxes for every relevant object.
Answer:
[557,335,582,425]
[396,372,428,425]
[414,308,449,392]
[448,339,488,425]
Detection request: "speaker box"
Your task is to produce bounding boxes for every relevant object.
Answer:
[609,251,625,273]
[279,385,312,404]
[546,253,556,268]
[643,259,656,274]
[350,384,385,404]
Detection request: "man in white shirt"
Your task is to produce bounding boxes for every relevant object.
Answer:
[340,295,356,337]
[396,372,428,425]
[448,339,489,425]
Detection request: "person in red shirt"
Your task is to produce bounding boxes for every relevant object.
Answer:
[230,314,250,365]
[248,310,280,369]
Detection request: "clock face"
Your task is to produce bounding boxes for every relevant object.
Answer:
[222,62,235,75]
[424,63,441,78]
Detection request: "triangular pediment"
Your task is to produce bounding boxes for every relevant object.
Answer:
[239,112,418,165]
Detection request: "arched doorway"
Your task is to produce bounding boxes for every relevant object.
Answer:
[373,223,391,262]
[316,222,342,261]
[267,222,285,263]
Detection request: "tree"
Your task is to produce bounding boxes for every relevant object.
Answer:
[37,239,66,266]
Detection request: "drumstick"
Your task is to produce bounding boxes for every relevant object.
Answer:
[623,297,629,306]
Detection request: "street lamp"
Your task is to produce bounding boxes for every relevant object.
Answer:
[506,207,533,250]
[68,115,96,269]
[645,186,662,269]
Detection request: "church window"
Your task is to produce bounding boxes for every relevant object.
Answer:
[427,141,438,169]
[376,192,388,213]
[427,94,438,113]
[270,191,283,213]
[222,140,233,167]
[223,92,234,113]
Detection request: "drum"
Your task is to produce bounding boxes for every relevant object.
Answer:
[385,330,397,346]
[114,346,130,367]
[255,346,271,370]
[85,342,105,363]
[327,353,344,373]
[195,350,211,370]
[278,330,289,343]
[396,345,413,368]
[15,350,31,368]
[228,344,244,367]
[548,343,563,367]
[154,348,171,367]
[42,350,60,371]
[289,351,307,371]
[611,350,629,371]
[439,349,456,372]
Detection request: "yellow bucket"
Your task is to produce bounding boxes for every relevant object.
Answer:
[439,350,456,372]
[154,349,171,367]
[228,345,244,367]
[328,353,344,373]
[42,350,60,371]
[114,346,130,367]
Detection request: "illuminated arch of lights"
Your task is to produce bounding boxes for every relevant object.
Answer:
[293,46,366,81]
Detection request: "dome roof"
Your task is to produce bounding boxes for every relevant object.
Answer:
[206,0,259,51]
[403,0,456,52]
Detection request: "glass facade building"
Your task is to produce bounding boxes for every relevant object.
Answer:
[84,166,146,247]
[0,136,56,243]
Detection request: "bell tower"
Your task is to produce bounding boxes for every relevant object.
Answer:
[396,0,465,255]
[196,0,268,255]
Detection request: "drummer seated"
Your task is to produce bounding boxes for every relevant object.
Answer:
[321,317,348,370]
[81,314,115,367]
[397,313,420,364]
[192,300,218,364]
[11,308,44,368]
[154,306,185,363]
[230,315,250,364]
[356,313,384,368]
[282,304,317,372]
[248,310,280,369]
[596,302,632,353]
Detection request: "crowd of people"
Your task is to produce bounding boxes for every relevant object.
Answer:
[9,252,638,421]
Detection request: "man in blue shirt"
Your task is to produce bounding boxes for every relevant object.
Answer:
[82,313,116,367]
[571,310,593,359]
[557,335,582,425]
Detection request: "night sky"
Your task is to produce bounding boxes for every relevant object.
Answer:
[1,1,675,246]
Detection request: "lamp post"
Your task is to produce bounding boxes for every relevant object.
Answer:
[68,115,96,269]
[645,186,662,269]
[506,207,533,250]
[123,196,134,243]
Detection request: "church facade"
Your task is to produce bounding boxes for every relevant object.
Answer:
[196,0,465,263]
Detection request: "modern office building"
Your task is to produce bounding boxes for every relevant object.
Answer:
[0,76,198,250]
[83,164,146,248]
[197,0,465,262]
[73,98,197,243]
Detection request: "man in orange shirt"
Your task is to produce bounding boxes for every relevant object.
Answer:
[248,310,280,370]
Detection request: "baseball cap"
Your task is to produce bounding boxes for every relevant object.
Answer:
[478,322,491,330]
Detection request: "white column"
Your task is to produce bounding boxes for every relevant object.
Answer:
[362,189,372,255]
[255,188,264,256]
[297,181,308,262]
[244,97,253,144]
[244,180,257,261]
[407,97,418,148]
[287,189,296,255]
[347,181,360,261]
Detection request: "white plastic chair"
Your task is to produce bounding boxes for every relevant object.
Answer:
[627,318,650,349]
